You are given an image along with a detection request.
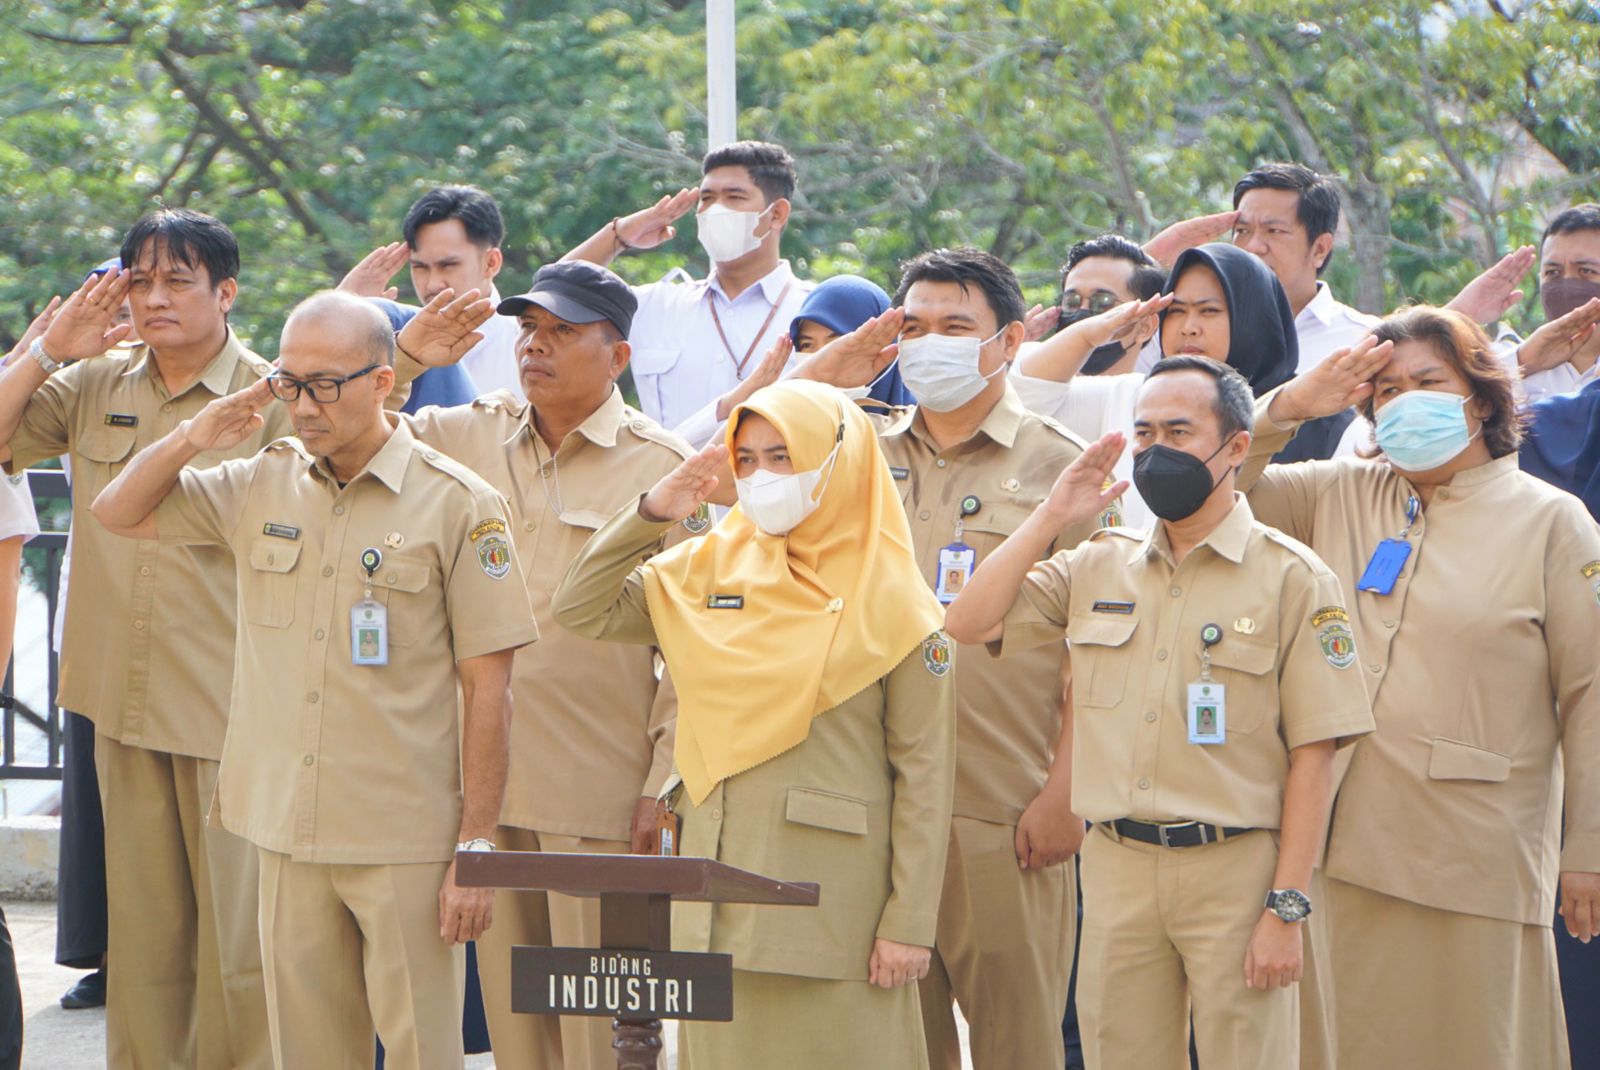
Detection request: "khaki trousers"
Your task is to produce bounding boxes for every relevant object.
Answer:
[95,731,269,1070]
[919,815,1075,1070]
[1077,825,1296,1070]
[256,849,463,1070]
[1329,877,1569,1070]
[475,826,627,1070]
[680,968,929,1070]
[1295,867,1335,1070]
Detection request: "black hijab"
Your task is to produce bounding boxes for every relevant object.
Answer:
[1160,243,1297,397]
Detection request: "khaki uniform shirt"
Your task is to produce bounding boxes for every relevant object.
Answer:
[155,418,540,864]
[5,334,289,758]
[553,506,956,980]
[1244,425,1600,925]
[871,382,1100,824]
[993,494,1375,829]
[403,387,692,841]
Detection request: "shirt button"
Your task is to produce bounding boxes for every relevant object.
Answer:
[1156,649,1167,661]
[322,565,334,577]
[162,403,173,413]
[1383,620,1397,629]
[1170,586,1181,597]
[302,755,315,766]
[307,691,320,703]
[314,629,325,641]
[334,505,345,515]
[139,566,151,576]
[711,809,721,820]
[266,553,275,565]
[524,521,536,532]
[1137,778,1150,790]
[1368,663,1382,674]
[424,450,439,461]
[918,510,931,521]
[935,459,947,468]
[132,620,145,630]
[385,573,396,584]
[1144,711,1157,723]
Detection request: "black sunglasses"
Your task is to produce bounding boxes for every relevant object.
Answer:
[266,363,381,404]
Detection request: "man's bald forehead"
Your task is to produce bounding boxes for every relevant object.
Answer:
[282,290,395,367]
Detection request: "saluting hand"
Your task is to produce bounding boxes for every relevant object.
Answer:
[715,335,792,421]
[1023,303,1060,343]
[338,241,409,301]
[1066,293,1174,351]
[439,858,494,945]
[1560,871,1600,944]
[640,444,729,524]
[1444,245,1535,326]
[793,308,904,390]
[1143,210,1241,267]
[1272,334,1395,422]
[5,295,63,366]
[40,267,132,363]
[1517,297,1600,375]
[613,188,700,252]
[868,938,931,989]
[397,287,495,367]
[181,377,275,453]
[1041,432,1128,531]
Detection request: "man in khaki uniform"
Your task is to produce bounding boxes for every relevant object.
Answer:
[90,291,539,1070]
[946,357,1374,1070]
[396,260,691,1069]
[0,209,278,1069]
[779,247,1093,1067]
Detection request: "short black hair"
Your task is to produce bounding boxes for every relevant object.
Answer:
[402,185,505,250]
[893,247,1026,331]
[1542,203,1600,246]
[119,209,239,289]
[700,141,797,205]
[1063,234,1166,300]
[1144,355,1255,441]
[1232,163,1342,274]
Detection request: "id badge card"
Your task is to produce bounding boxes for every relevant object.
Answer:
[1357,538,1412,595]
[1187,682,1226,745]
[351,598,388,665]
[935,542,977,604]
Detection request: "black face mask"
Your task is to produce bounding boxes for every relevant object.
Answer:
[1132,436,1236,522]
[1058,309,1132,376]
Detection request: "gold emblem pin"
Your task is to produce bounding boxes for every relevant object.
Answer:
[1001,478,1021,492]
[384,532,404,549]
[1233,617,1256,635]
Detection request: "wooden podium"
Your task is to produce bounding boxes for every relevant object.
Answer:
[457,851,819,1070]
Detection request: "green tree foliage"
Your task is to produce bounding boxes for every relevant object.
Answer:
[1,0,1596,356]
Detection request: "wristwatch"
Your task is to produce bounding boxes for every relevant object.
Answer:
[1264,888,1312,922]
[456,838,495,853]
[28,337,63,375]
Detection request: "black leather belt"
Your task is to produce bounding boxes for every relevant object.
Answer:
[1105,818,1257,849]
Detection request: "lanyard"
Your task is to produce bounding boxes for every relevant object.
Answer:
[708,281,793,377]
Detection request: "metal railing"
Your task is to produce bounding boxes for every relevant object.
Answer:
[0,468,68,780]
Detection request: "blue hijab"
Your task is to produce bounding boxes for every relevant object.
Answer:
[1521,378,1600,521]
[790,275,914,407]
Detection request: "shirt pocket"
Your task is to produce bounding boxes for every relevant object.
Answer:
[536,508,609,588]
[960,504,1035,559]
[784,787,869,836]
[628,347,683,416]
[73,426,139,493]
[1206,634,1277,734]
[1426,738,1511,783]
[246,538,302,628]
[1067,614,1139,708]
[370,557,432,646]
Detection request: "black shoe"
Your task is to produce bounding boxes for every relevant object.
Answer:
[60,968,106,1010]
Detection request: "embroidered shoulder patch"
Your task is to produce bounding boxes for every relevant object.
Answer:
[922,633,953,677]
[1313,606,1356,670]
[477,535,511,580]
[1583,561,1600,605]
[683,503,712,535]
[470,518,507,542]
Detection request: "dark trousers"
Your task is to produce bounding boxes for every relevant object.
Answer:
[0,905,21,1070]
[54,710,107,969]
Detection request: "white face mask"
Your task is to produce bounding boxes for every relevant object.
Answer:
[897,328,1008,412]
[735,437,841,536]
[696,203,773,265]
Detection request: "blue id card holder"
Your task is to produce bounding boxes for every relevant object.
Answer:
[1357,494,1419,596]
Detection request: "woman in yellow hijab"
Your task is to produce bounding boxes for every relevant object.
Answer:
[554,379,956,1068]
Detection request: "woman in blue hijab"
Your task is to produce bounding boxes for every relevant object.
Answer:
[790,275,914,407]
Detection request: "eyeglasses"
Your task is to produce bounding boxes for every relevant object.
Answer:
[266,364,381,404]
[1059,289,1123,316]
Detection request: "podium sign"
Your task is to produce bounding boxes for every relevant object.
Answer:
[513,947,733,1021]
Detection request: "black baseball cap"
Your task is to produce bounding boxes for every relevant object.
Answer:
[498,261,637,338]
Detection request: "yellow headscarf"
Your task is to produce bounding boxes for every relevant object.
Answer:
[641,380,946,804]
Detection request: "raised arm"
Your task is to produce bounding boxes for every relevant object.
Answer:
[1015,294,1171,384]
[91,377,275,539]
[561,188,699,268]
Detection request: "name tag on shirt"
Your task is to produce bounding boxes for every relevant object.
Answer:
[105,413,138,428]
[935,543,976,604]
[351,599,388,666]
[1357,539,1412,595]
[707,594,744,610]
[889,466,911,481]
[262,522,300,540]
[1092,601,1136,615]
[1187,682,1226,745]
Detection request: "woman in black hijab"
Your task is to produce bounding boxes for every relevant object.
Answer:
[1159,242,1352,462]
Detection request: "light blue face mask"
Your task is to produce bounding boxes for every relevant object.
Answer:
[1374,389,1479,472]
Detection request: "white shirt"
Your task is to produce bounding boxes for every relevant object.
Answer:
[1135,281,1378,376]
[627,261,813,439]
[457,287,525,398]
[1010,368,1156,530]
[1491,333,1600,406]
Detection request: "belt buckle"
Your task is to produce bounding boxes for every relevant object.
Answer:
[1158,820,1202,848]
